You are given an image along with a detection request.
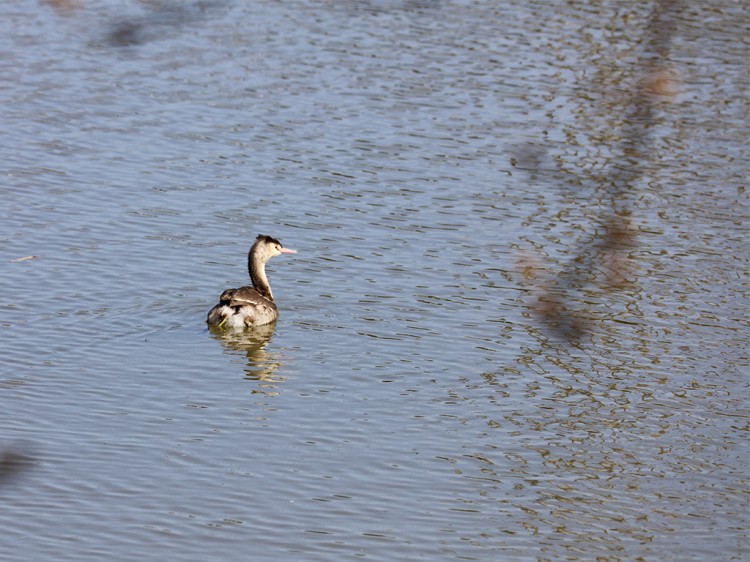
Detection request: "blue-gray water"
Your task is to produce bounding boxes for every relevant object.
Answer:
[1,1,748,560]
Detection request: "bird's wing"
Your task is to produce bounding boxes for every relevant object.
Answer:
[220,286,275,309]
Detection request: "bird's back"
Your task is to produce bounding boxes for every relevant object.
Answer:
[207,285,278,328]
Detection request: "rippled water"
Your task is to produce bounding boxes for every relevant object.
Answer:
[1,0,748,560]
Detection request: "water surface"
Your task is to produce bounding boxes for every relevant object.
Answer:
[1,0,748,560]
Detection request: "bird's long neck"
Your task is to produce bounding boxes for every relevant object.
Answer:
[248,252,273,301]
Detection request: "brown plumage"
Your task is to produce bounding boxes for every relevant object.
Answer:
[207,235,296,328]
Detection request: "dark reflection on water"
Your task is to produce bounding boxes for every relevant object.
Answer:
[103,1,228,47]
[0,446,35,486]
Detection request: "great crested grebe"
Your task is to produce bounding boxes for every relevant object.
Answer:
[207,234,296,328]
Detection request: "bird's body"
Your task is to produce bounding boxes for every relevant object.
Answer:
[207,286,279,329]
[207,235,296,328]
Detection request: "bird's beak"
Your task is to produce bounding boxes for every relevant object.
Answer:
[279,247,297,254]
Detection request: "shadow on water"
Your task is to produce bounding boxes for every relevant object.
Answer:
[519,0,685,342]
[207,322,285,393]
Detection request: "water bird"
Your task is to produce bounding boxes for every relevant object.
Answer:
[207,235,296,329]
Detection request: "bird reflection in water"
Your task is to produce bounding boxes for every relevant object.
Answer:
[208,322,285,395]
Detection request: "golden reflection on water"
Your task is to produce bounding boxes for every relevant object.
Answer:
[450,338,744,557]
[207,322,285,394]
[520,0,687,342]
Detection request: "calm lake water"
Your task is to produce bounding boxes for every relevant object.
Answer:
[1,0,748,560]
